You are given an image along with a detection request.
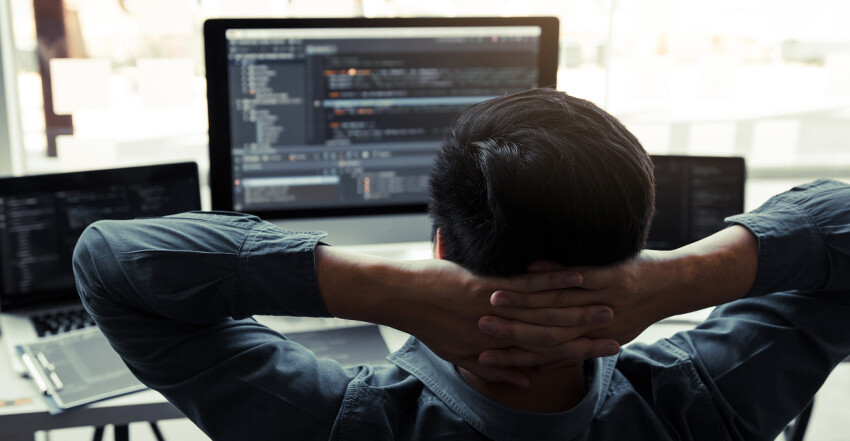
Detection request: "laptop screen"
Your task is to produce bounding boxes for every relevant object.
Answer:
[646,155,746,250]
[0,162,201,310]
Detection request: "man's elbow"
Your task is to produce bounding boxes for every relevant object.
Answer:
[73,221,120,313]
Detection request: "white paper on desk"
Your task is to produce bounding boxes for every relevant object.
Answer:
[15,328,146,415]
[286,325,390,367]
[50,59,111,114]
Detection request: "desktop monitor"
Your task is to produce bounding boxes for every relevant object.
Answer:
[204,17,560,245]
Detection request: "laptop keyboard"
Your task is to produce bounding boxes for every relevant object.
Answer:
[30,308,96,337]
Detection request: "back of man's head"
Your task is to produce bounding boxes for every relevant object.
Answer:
[428,88,655,276]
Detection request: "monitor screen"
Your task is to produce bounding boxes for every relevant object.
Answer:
[0,163,201,310]
[205,17,560,219]
[646,155,746,250]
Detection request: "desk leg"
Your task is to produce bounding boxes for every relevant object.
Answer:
[114,425,128,441]
[92,424,129,441]
[149,421,165,441]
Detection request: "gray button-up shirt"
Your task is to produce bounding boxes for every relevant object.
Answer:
[72,179,850,441]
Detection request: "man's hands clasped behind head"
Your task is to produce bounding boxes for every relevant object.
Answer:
[474,225,761,372]
[394,258,623,388]
[318,240,733,388]
[475,252,675,370]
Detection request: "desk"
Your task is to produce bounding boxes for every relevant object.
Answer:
[0,319,411,441]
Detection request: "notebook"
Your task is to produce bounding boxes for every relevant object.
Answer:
[0,162,202,375]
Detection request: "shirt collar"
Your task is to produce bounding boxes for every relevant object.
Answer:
[389,337,617,441]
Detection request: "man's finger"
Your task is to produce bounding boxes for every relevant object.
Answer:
[490,289,606,309]
[478,316,586,346]
[478,339,620,367]
[570,265,622,290]
[496,270,583,293]
[484,305,613,327]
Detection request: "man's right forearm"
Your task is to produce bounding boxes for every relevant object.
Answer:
[473,226,758,351]
[556,225,759,346]
[654,225,758,318]
[649,179,850,317]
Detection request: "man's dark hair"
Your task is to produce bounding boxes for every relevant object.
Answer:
[428,88,655,276]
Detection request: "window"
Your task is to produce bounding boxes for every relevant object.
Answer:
[3,0,848,210]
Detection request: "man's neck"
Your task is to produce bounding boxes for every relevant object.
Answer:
[456,364,588,413]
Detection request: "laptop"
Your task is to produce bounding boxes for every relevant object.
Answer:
[0,162,201,374]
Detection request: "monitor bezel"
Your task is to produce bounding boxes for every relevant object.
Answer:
[204,16,561,218]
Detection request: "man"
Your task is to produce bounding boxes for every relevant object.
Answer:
[73,88,850,440]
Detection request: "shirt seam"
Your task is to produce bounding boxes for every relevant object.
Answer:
[235,221,266,318]
[660,339,732,441]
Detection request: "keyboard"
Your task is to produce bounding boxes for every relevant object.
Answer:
[30,307,96,337]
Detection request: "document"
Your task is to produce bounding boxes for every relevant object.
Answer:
[17,327,145,414]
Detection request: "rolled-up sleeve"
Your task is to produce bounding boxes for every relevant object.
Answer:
[725,178,850,297]
[72,211,356,440]
[73,211,331,321]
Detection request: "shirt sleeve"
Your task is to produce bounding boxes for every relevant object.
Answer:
[725,178,850,296]
[666,179,850,440]
[72,211,357,440]
[73,211,332,322]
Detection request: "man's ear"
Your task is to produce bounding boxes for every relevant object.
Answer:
[433,228,446,260]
